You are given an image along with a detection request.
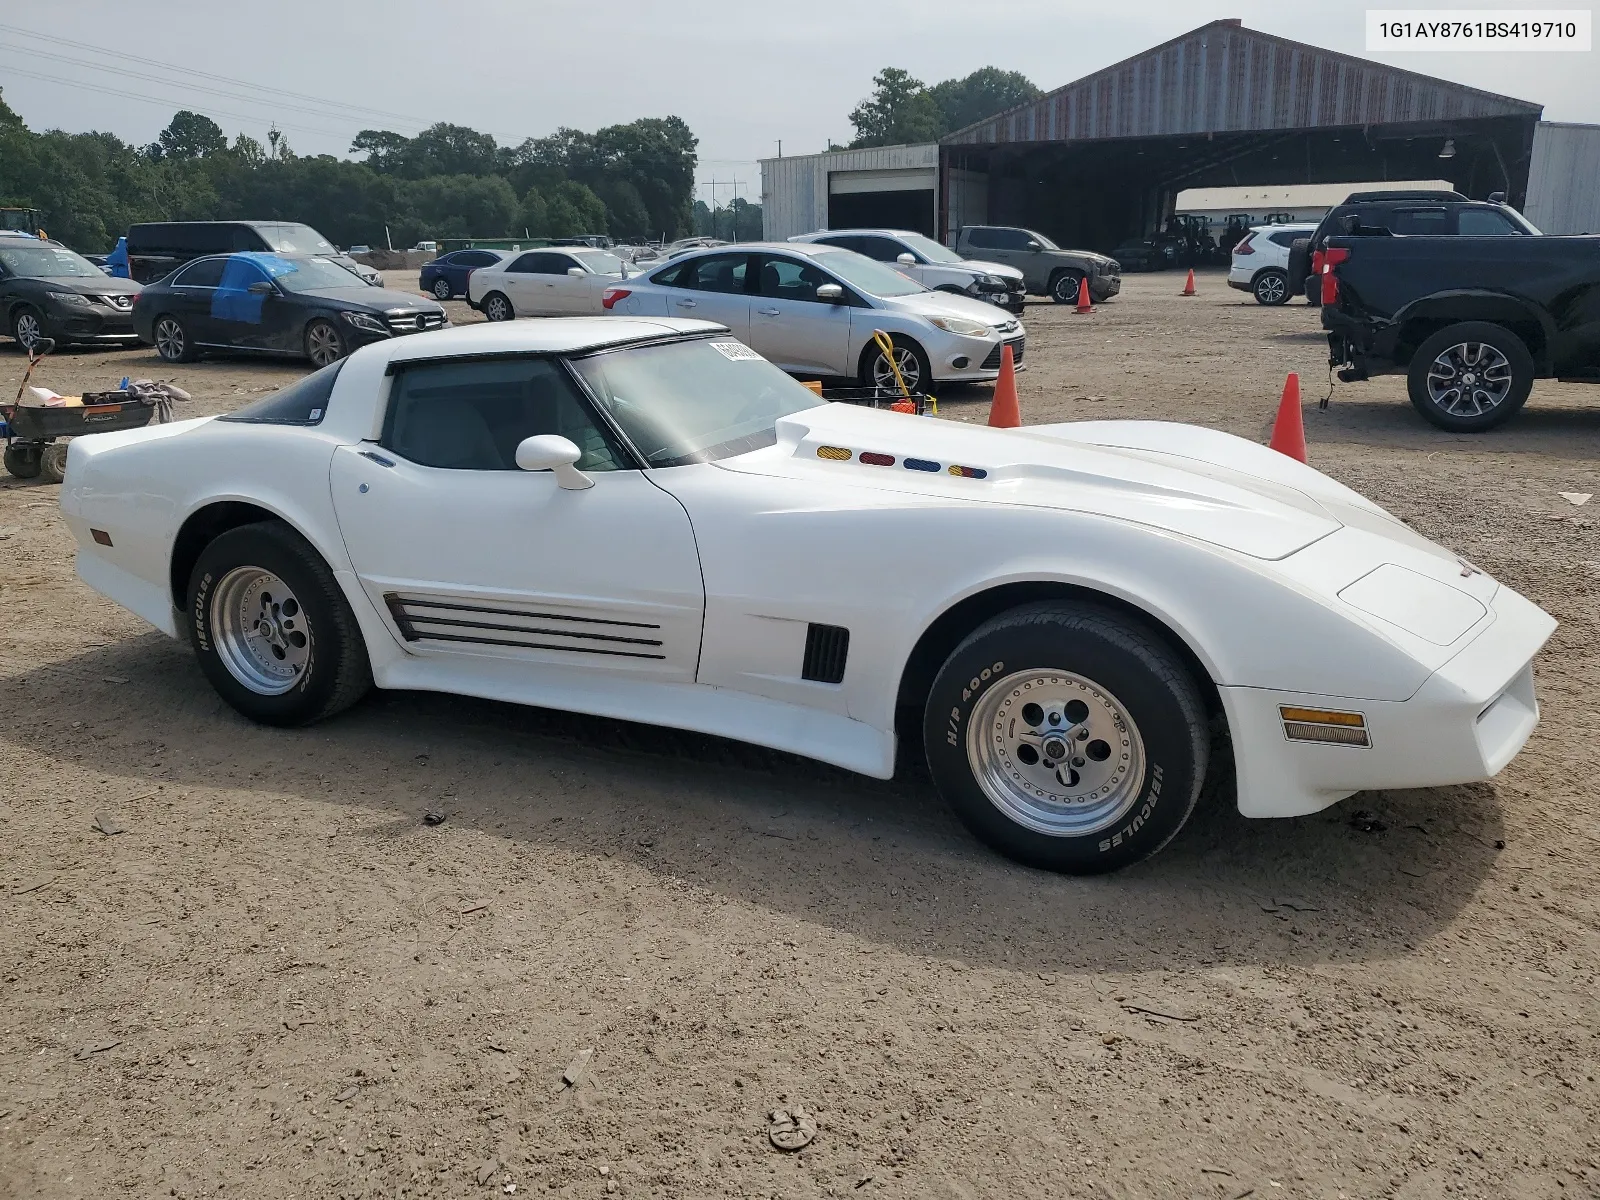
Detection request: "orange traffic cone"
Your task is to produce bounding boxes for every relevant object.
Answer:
[987,343,1021,428]
[1074,275,1094,314]
[1180,268,1197,296]
[1268,372,1307,463]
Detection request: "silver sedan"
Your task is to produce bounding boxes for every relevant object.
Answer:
[601,242,1024,392]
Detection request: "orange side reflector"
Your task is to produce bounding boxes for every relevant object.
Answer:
[1279,707,1365,727]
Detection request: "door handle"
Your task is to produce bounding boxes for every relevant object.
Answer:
[757,307,781,317]
[675,298,696,308]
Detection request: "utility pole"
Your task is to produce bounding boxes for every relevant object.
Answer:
[730,178,741,242]
[698,176,727,239]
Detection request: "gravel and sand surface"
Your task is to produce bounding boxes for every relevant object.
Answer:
[2,268,1597,1199]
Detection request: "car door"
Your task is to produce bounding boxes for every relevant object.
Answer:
[659,252,754,341]
[330,354,705,683]
[166,257,228,344]
[747,253,853,375]
[496,252,548,314]
[544,252,594,314]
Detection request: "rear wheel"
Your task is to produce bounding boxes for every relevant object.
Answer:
[431,276,453,300]
[482,292,514,322]
[923,602,1209,874]
[187,521,371,726]
[11,305,46,352]
[1252,269,1289,306]
[3,443,42,479]
[859,335,931,395]
[1050,271,1085,304]
[37,441,69,484]
[153,314,196,363]
[1407,321,1533,432]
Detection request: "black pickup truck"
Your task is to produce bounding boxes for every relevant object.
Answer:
[1320,231,1600,430]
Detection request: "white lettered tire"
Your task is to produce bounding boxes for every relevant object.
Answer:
[923,602,1210,874]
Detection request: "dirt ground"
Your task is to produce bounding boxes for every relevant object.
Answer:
[3,268,1598,1200]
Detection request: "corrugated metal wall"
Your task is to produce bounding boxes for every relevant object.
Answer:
[944,20,1541,146]
[1524,122,1600,235]
[760,145,939,240]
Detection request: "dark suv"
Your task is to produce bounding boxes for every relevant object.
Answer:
[126,221,380,287]
[1295,192,1539,300]
[0,238,141,351]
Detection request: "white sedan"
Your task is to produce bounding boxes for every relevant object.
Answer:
[60,319,1554,874]
[603,242,1023,393]
[467,246,632,320]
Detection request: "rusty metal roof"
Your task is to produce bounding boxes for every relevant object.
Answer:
[941,20,1542,147]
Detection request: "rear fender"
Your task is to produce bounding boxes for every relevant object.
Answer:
[1394,290,1554,370]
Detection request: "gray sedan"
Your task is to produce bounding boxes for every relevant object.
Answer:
[602,242,1024,393]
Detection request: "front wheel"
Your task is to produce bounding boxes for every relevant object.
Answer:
[187,521,372,726]
[1050,271,1085,304]
[923,602,1209,874]
[1407,321,1534,432]
[859,335,931,395]
[482,292,515,322]
[3,443,42,479]
[1252,269,1289,306]
[305,319,346,367]
[11,305,46,352]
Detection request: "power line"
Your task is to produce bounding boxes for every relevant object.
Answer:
[0,22,429,128]
[0,47,421,136]
[0,63,350,141]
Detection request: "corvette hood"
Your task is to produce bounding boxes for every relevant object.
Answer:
[717,405,1346,560]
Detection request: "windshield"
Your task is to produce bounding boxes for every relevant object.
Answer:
[0,243,103,278]
[812,250,926,298]
[570,338,823,466]
[898,233,963,264]
[254,223,339,256]
[258,255,367,291]
[573,249,625,275]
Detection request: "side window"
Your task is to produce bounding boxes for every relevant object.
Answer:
[857,236,906,262]
[173,258,227,287]
[1268,230,1301,248]
[464,251,499,267]
[1000,228,1039,250]
[1391,209,1450,235]
[757,255,829,303]
[650,259,694,288]
[382,357,629,473]
[230,227,265,252]
[506,253,541,273]
[683,253,750,294]
[219,360,343,426]
[1458,209,1518,235]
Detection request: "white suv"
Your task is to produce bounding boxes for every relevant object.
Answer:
[1227,222,1318,306]
[789,229,1025,313]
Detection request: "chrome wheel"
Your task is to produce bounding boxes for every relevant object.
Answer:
[869,344,922,393]
[431,277,452,300]
[154,317,186,361]
[210,566,311,696]
[484,293,513,322]
[1426,342,1513,418]
[966,669,1146,838]
[306,321,343,367]
[13,309,42,352]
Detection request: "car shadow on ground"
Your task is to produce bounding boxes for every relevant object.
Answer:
[1305,386,1600,458]
[3,633,1506,978]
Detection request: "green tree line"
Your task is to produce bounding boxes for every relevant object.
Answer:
[0,88,700,252]
[848,66,1042,148]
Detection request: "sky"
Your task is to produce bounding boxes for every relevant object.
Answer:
[1,0,1595,204]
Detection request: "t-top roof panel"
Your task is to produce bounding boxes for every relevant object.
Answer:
[942,20,1542,147]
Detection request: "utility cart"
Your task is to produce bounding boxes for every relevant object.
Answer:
[3,337,158,483]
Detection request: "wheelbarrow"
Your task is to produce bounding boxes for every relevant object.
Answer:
[2,337,157,483]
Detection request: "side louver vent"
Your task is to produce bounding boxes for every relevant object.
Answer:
[802,623,850,684]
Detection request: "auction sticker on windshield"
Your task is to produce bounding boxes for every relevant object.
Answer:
[710,341,764,361]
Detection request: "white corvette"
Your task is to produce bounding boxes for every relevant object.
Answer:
[60,318,1555,873]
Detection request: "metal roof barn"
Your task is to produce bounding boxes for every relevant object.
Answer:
[937,19,1544,254]
[1523,122,1600,235]
[761,144,940,242]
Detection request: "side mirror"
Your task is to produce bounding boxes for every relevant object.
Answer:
[1488,190,1507,205]
[1025,240,1042,252]
[896,252,916,266]
[247,280,274,295]
[566,266,586,277]
[1338,214,1360,236]
[815,282,845,303]
[515,434,593,491]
